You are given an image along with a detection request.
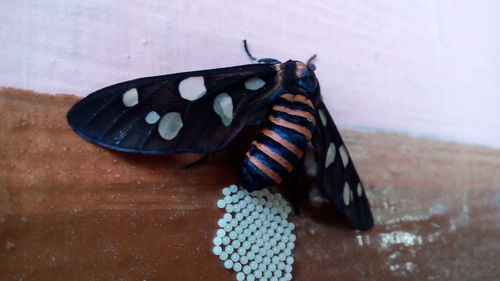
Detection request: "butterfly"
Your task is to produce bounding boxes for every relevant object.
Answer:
[67,41,374,230]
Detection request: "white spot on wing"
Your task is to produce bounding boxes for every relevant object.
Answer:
[357,183,363,197]
[122,88,138,107]
[324,143,336,168]
[304,145,317,177]
[339,144,349,168]
[213,93,233,127]
[318,109,327,126]
[179,76,206,101]
[158,112,183,140]
[145,111,160,124]
[244,77,265,90]
[343,182,350,206]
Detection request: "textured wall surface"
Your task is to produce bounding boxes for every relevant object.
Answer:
[1,1,499,148]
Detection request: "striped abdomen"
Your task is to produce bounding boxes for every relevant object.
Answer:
[241,93,316,191]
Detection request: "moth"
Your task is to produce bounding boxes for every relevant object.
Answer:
[67,41,374,230]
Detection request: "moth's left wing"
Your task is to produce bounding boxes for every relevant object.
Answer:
[67,63,284,154]
[312,102,374,230]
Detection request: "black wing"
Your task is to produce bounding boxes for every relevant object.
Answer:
[67,63,284,154]
[312,101,374,230]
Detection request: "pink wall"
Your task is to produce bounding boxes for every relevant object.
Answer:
[1,1,499,148]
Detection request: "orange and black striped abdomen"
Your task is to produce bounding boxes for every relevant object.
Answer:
[241,93,316,191]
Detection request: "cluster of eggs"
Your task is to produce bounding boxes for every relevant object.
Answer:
[212,185,296,281]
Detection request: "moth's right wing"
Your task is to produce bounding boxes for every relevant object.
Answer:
[312,102,374,230]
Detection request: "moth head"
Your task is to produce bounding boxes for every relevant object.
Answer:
[293,61,318,92]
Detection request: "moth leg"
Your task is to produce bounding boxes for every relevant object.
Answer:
[183,153,215,169]
[288,155,305,215]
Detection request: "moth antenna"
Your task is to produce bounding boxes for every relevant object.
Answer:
[243,40,281,64]
[243,40,258,62]
[306,54,317,71]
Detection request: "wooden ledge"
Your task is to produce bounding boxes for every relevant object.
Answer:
[1,88,499,280]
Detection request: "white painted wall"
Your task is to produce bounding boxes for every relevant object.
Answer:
[1,0,499,148]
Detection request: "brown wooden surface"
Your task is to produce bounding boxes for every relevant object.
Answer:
[1,88,499,280]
